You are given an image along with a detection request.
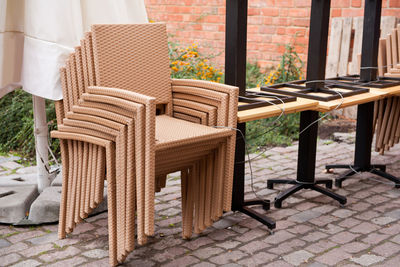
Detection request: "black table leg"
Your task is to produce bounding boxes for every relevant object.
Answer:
[231,123,276,229]
[326,102,400,188]
[267,111,347,208]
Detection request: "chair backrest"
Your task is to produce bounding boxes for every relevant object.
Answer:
[91,23,172,109]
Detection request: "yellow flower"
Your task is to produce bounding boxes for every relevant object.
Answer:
[171,61,178,65]
[171,66,179,72]
[217,72,223,75]
[182,54,188,59]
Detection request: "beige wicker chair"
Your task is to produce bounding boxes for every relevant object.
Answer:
[52,23,238,266]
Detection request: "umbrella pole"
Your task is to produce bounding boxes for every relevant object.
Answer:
[33,95,51,193]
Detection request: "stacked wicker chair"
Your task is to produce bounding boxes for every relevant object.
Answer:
[373,24,400,154]
[51,23,238,266]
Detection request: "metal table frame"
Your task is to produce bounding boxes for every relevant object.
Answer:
[325,0,400,188]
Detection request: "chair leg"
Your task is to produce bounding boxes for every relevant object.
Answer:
[84,144,92,216]
[79,143,89,220]
[58,140,69,239]
[204,154,213,227]
[181,169,188,239]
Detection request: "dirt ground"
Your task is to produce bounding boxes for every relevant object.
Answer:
[318,118,356,139]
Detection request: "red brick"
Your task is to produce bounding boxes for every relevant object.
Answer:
[389,0,400,7]
[352,0,362,7]
[332,0,351,8]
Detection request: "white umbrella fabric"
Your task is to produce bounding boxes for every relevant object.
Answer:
[0,0,148,192]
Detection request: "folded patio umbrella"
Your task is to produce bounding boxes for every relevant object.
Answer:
[0,0,148,99]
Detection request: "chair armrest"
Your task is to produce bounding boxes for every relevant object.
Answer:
[171,79,239,128]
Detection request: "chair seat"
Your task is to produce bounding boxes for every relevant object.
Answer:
[155,115,232,151]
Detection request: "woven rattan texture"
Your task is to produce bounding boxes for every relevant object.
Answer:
[92,24,171,105]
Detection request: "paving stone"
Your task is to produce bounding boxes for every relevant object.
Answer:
[12,259,42,267]
[329,231,359,244]
[372,241,400,257]
[314,248,351,266]
[27,232,58,245]
[384,208,400,219]
[183,237,213,250]
[340,241,370,253]
[238,240,270,254]
[264,230,295,244]
[82,258,109,267]
[331,209,355,218]
[208,229,237,241]
[0,253,21,265]
[0,185,38,224]
[362,232,391,244]
[238,252,277,266]
[349,222,380,234]
[7,230,44,243]
[20,243,55,257]
[351,254,385,266]
[46,256,87,267]
[305,240,338,254]
[371,216,396,225]
[193,262,216,267]
[0,161,23,170]
[268,238,306,255]
[82,248,109,259]
[283,250,314,266]
[301,231,328,242]
[39,246,81,262]
[0,238,10,248]
[209,250,248,265]
[338,218,362,228]
[306,263,327,267]
[162,255,200,267]
[263,260,294,267]
[0,242,29,256]
[192,247,224,259]
[287,224,313,235]
[235,228,268,243]
[288,210,322,223]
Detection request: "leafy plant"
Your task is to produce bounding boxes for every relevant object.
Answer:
[246,44,304,151]
[0,89,58,162]
[169,42,223,82]
[262,44,303,85]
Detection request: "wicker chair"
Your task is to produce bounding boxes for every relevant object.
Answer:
[51,23,238,266]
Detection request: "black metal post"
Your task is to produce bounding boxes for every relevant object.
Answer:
[325,0,400,188]
[226,0,275,229]
[267,0,347,208]
[225,0,247,96]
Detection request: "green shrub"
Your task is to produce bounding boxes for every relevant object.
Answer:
[246,44,303,151]
[0,89,58,161]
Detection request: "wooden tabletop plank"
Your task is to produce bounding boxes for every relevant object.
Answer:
[238,97,318,122]
[237,85,399,122]
[369,85,400,97]
[313,91,386,112]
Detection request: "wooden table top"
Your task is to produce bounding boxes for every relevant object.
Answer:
[237,85,400,122]
[369,85,400,97]
[237,89,319,122]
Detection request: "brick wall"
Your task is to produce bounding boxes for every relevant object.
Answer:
[144,0,400,71]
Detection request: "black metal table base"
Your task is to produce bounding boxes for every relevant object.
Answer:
[326,164,400,188]
[238,199,276,229]
[266,179,346,208]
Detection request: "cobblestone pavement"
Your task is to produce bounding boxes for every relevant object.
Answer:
[2,135,400,266]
